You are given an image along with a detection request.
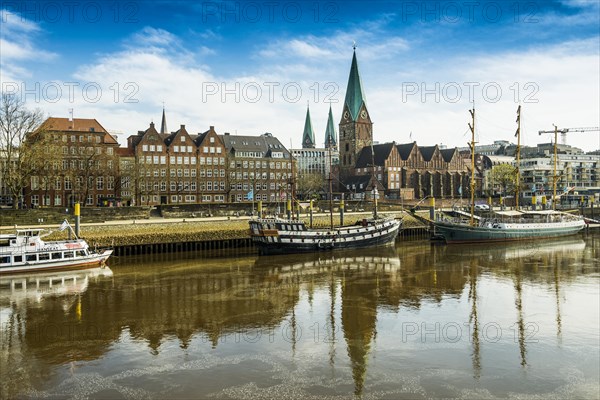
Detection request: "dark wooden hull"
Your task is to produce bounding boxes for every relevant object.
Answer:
[250,218,402,255]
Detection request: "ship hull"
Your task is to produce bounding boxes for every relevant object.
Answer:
[433,220,585,244]
[250,218,401,255]
[0,250,113,275]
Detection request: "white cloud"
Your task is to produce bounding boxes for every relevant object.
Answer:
[9,21,600,153]
[0,9,57,83]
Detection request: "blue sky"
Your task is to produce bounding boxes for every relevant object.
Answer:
[1,0,599,151]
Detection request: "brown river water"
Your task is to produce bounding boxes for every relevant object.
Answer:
[1,232,599,399]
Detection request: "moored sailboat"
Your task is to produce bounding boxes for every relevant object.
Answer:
[432,106,585,244]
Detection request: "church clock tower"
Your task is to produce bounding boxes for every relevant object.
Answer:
[339,48,373,180]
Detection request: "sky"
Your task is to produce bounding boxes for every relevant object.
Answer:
[1,0,599,151]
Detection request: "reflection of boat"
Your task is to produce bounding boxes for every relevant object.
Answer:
[432,107,585,244]
[0,220,113,274]
[0,266,113,304]
[253,246,401,272]
[249,217,401,255]
[438,237,586,261]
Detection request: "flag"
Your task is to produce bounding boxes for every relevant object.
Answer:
[458,185,462,196]
[247,190,253,200]
[58,220,69,231]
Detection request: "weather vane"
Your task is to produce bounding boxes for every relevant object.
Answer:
[353,41,357,50]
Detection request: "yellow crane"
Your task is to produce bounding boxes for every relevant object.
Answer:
[538,126,599,209]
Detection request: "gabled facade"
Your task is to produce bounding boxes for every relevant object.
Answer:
[125,122,227,205]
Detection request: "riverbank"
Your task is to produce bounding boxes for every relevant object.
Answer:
[1,211,421,248]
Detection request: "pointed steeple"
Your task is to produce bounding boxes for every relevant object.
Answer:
[324,104,337,149]
[344,48,368,121]
[160,106,168,134]
[302,105,315,149]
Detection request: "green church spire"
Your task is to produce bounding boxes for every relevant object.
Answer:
[343,49,368,121]
[324,104,337,149]
[302,104,315,148]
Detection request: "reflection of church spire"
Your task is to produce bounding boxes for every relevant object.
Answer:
[514,267,527,367]
[341,271,378,396]
[468,260,481,379]
[554,264,562,339]
[302,104,315,149]
[328,273,337,371]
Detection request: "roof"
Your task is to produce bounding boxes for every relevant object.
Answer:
[440,148,457,162]
[220,133,291,158]
[419,145,438,162]
[355,143,394,168]
[41,117,118,144]
[396,142,416,160]
[42,117,108,133]
[343,50,368,121]
[301,106,315,148]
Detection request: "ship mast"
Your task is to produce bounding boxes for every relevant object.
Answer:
[552,124,558,211]
[468,107,476,226]
[515,105,521,211]
[329,147,334,229]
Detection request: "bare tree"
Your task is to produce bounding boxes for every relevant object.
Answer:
[0,93,46,209]
[296,172,325,200]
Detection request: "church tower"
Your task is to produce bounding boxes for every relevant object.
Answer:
[160,106,168,134]
[301,104,316,148]
[324,104,338,150]
[339,47,372,179]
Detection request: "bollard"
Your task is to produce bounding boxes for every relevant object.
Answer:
[429,197,435,221]
[541,196,547,210]
[74,202,80,237]
[340,198,345,226]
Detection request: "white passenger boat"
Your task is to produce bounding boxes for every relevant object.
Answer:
[0,220,112,274]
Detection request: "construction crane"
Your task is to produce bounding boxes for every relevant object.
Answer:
[537,126,599,146]
[538,125,600,209]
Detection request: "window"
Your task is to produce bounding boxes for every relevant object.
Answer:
[107,148,113,155]
[187,146,193,153]
[143,144,148,151]
[157,145,163,152]
[54,195,62,206]
[181,136,186,142]
[210,136,215,143]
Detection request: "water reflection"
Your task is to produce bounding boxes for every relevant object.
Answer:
[1,234,598,399]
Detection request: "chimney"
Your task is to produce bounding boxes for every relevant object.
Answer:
[181,124,185,129]
[210,125,214,130]
[224,132,230,136]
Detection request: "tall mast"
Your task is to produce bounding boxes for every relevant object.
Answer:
[515,105,521,211]
[371,143,378,219]
[329,147,334,229]
[552,124,558,210]
[468,107,476,226]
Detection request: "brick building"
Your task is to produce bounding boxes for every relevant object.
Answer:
[25,117,120,208]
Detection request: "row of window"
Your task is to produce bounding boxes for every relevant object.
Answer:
[62,146,114,155]
[140,143,221,154]
[53,134,101,144]
[31,176,115,191]
[30,194,113,206]
[141,156,225,166]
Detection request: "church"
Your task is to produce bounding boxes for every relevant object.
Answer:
[335,48,471,201]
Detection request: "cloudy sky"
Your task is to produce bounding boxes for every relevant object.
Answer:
[1,0,599,151]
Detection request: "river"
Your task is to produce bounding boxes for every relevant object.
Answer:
[1,232,599,399]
